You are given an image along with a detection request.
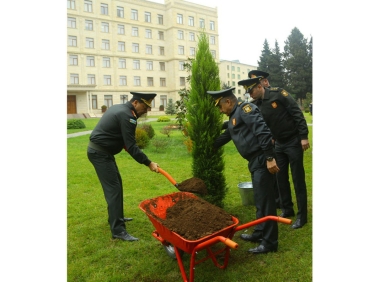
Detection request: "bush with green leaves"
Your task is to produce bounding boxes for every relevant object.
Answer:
[138,123,155,139]
[135,128,150,149]
[157,116,171,122]
[67,119,86,129]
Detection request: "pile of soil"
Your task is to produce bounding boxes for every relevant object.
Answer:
[161,197,233,240]
[177,177,207,194]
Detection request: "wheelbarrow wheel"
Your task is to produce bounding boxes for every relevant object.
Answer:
[163,243,184,260]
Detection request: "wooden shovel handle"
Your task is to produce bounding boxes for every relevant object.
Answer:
[158,168,178,186]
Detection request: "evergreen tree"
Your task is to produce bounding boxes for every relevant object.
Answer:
[268,40,285,88]
[165,98,176,115]
[307,37,313,94]
[257,39,272,73]
[283,27,311,106]
[186,32,227,207]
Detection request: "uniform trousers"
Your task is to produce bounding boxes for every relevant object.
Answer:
[248,154,278,249]
[87,147,127,235]
[275,136,308,223]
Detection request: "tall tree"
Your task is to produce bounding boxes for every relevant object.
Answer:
[282,27,310,106]
[268,40,285,88]
[257,39,272,72]
[306,37,313,94]
[186,32,227,207]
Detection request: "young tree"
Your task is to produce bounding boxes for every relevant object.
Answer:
[186,32,227,207]
[268,40,285,88]
[283,27,311,106]
[165,98,176,115]
[257,39,272,72]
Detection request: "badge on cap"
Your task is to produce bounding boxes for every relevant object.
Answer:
[242,105,252,113]
[281,90,289,97]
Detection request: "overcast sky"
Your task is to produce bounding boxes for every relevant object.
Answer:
[152,0,314,66]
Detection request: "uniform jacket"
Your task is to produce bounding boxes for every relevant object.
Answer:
[253,87,309,142]
[214,101,275,160]
[89,102,151,165]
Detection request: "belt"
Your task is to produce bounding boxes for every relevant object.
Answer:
[88,141,111,154]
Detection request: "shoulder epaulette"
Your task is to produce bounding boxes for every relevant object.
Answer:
[238,101,243,106]
[270,87,279,91]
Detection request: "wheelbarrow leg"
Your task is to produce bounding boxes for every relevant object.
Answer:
[174,245,189,282]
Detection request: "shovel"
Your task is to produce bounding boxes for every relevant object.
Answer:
[158,168,207,194]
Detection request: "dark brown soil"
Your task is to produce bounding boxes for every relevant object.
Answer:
[160,197,233,240]
[176,177,207,194]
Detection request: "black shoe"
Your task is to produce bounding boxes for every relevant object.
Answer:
[112,231,139,241]
[280,210,295,218]
[248,244,277,254]
[291,218,306,229]
[240,232,262,243]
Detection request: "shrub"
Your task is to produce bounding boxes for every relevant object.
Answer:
[160,126,172,137]
[138,123,155,139]
[135,128,150,149]
[151,138,170,152]
[157,116,171,122]
[67,119,86,129]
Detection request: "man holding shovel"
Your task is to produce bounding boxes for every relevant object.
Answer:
[87,92,159,241]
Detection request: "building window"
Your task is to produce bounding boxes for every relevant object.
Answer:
[104,75,111,85]
[232,81,235,86]
[160,95,167,107]
[92,95,97,109]
[87,74,95,85]
[84,0,92,12]
[118,24,124,34]
[190,47,195,56]
[134,76,141,86]
[188,16,194,26]
[132,27,138,36]
[147,77,154,86]
[68,17,76,28]
[70,73,79,84]
[102,39,110,50]
[101,22,109,33]
[132,43,139,53]
[211,50,216,58]
[69,55,78,65]
[210,36,215,45]
[199,18,205,28]
[158,31,164,40]
[159,46,165,55]
[145,29,152,38]
[180,77,185,86]
[231,66,235,71]
[86,37,94,48]
[178,45,184,55]
[103,57,110,67]
[101,3,108,15]
[159,62,165,71]
[119,58,126,68]
[158,14,163,24]
[189,32,195,41]
[87,56,95,66]
[146,45,152,54]
[119,76,127,85]
[67,0,75,9]
[227,65,229,70]
[146,61,153,70]
[85,20,93,30]
[117,6,124,18]
[118,41,125,51]
[68,36,77,47]
[237,67,240,72]
[177,30,184,40]
[177,14,183,24]
[133,60,140,69]
[131,9,138,20]
[232,74,235,79]
[179,61,184,70]
[237,74,241,79]
[104,95,113,107]
[120,95,128,104]
[227,73,230,78]
[160,78,166,87]
[145,12,151,22]
[210,21,215,30]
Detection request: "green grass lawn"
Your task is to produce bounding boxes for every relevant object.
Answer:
[67,113,312,282]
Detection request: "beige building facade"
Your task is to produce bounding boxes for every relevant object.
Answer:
[67,0,257,115]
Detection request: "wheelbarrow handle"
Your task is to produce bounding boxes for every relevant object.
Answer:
[158,168,178,186]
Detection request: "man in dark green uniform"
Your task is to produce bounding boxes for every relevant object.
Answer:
[238,77,310,229]
[87,92,160,241]
[207,86,279,254]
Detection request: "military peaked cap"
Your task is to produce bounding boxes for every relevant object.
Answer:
[130,92,157,107]
[238,77,263,93]
[248,70,269,79]
[207,87,235,106]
